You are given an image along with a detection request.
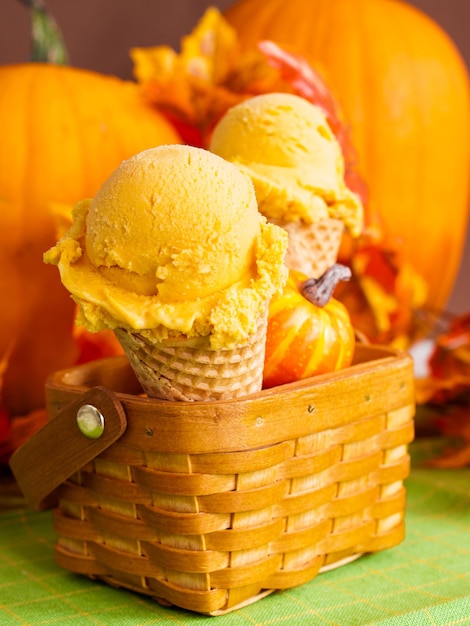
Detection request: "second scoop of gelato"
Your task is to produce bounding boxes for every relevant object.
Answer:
[44,144,288,349]
[209,92,363,237]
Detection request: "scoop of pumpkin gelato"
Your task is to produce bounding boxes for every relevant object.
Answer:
[210,92,363,237]
[44,144,288,349]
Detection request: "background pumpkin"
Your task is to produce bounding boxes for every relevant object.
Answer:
[0,62,180,417]
[225,0,470,312]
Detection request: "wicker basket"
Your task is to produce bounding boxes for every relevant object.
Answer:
[10,343,415,615]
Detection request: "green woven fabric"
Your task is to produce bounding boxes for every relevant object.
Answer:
[1,439,470,626]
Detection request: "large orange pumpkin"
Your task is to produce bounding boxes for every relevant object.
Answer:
[225,0,470,311]
[0,63,180,417]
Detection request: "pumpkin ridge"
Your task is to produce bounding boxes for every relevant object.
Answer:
[401,4,427,285]
[390,3,468,310]
[357,0,374,191]
[268,307,307,367]
[315,0,332,63]
[0,67,29,362]
[59,66,91,195]
[303,306,328,375]
[331,301,349,368]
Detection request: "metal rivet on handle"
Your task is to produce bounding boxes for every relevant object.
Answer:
[76,404,105,439]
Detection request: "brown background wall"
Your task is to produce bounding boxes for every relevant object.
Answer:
[1,0,469,313]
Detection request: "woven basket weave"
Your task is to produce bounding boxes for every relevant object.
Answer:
[11,343,415,615]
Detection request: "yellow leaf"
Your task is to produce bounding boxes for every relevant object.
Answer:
[131,45,178,84]
[180,7,238,84]
[130,8,285,140]
[359,276,397,335]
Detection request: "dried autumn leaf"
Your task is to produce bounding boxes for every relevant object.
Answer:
[333,241,428,347]
[180,5,238,84]
[131,8,255,141]
[410,312,470,467]
[131,9,335,144]
[416,312,470,404]
[430,313,470,378]
[132,45,196,121]
[73,327,123,365]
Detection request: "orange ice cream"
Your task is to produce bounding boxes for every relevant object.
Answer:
[44,144,288,350]
[210,92,363,237]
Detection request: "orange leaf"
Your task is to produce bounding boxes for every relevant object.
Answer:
[73,326,123,365]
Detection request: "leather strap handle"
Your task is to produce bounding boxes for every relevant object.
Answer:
[9,386,127,511]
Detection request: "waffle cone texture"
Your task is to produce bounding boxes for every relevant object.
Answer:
[273,217,344,278]
[114,313,268,402]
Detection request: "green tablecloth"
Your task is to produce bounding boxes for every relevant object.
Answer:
[1,439,470,626]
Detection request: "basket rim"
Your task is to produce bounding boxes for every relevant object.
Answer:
[46,343,409,407]
[44,344,415,455]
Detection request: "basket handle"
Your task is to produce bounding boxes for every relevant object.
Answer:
[9,386,127,511]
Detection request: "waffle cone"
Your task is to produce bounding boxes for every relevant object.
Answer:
[272,217,344,278]
[114,313,268,402]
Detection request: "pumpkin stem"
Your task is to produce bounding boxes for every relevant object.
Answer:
[301,263,351,308]
[19,0,68,64]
